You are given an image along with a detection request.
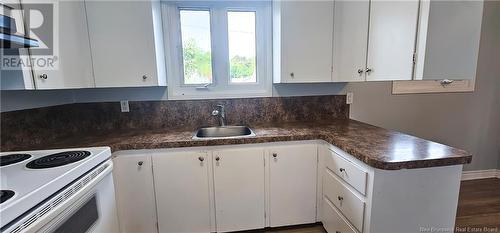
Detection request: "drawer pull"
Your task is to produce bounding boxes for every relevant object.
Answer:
[198,157,204,162]
[338,196,344,201]
[339,168,345,173]
[272,153,277,158]
[137,161,143,166]
[215,156,220,161]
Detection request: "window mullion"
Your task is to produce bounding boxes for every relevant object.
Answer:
[211,7,230,88]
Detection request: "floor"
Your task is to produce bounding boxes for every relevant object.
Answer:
[262,178,500,233]
[455,178,500,232]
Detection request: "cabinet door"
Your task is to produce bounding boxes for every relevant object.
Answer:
[85,1,166,87]
[112,153,157,233]
[213,148,265,232]
[366,0,419,81]
[278,1,334,83]
[152,151,212,233]
[269,144,317,227]
[30,0,94,89]
[332,0,370,82]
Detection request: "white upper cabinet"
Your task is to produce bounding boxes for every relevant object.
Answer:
[30,0,94,89]
[268,144,318,227]
[331,0,370,82]
[85,0,166,87]
[414,0,483,81]
[213,148,266,232]
[366,0,420,81]
[152,151,212,233]
[273,0,334,83]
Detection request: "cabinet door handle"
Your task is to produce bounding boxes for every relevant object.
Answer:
[137,161,144,166]
[39,74,48,79]
[215,156,220,161]
[142,75,148,80]
[198,156,204,162]
[339,168,345,173]
[440,79,454,86]
[290,72,294,78]
[357,69,364,75]
[272,153,277,158]
[336,231,341,233]
[337,196,344,201]
[365,68,372,74]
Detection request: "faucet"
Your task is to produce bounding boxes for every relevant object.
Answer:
[211,104,227,126]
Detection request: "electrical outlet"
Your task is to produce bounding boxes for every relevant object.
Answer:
[346,92,354,104]
[120,100,130,112]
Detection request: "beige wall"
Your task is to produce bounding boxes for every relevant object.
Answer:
[346,0,500,171]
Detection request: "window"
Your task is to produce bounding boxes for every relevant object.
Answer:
[228,11,256,83]
[163,1,272,99]
[179,10,213,85]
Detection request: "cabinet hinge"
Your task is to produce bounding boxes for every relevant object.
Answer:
[412,53,417,65]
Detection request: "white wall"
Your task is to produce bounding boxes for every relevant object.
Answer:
[345,1,500,171]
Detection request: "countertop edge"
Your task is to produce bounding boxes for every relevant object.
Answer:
[107,132,472,170]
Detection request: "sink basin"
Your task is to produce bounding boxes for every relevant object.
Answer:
[193,126,255,139]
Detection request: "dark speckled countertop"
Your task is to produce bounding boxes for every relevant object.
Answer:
[7,119,472,170]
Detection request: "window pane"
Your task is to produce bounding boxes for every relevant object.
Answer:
[180,10,213,84]
[228,11,256,83]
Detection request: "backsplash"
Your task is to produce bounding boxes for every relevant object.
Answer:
[1,95,348,150]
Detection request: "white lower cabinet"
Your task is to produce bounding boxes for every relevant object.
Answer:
[268,144,317,227]
[323,197,357,233]
[112,152,158,233]
[152,151,212,233]
[323,169,365,232]
[213,148,266,232]
[111,141,463,233]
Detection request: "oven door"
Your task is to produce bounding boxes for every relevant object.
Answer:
[3,160,119,233]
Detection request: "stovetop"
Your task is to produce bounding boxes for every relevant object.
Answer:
[0,147,111,228]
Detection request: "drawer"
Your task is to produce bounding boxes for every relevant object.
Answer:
[323,197,358,233]
[325,149,367,195]
[323,169,365,232]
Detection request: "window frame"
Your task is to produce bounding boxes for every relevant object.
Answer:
[162,1,272,100]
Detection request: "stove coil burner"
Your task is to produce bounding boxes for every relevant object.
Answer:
[0,190,15,204]
[0,154,31,167]
[26,151,91,169]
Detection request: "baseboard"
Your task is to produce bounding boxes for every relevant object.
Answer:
[461,169,500,180]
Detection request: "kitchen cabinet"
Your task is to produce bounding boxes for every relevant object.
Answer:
[85,0,166,87]
[366,0,419,81]
[112,152,157,233]
[1,1,35,90]
[273,1,334,83]
[152,151,212,233]
[274,0,419,83]
[268,144,317,227]
[331,0,370,82]
[213,148,266,232]
[30,0,94,89]
[320,143,463,233]
[110,140,464,233]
